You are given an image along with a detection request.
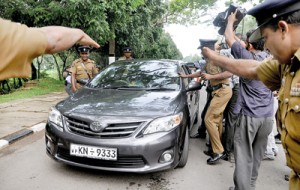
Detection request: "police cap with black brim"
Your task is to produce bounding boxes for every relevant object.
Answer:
[248,0,300,43]
[123,47,132,53]
[197,39,217,50]
[78,46,91,53]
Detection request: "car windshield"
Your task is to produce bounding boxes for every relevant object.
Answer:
[87,60,180,90]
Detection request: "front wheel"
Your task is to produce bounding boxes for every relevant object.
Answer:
[177,128,189,168]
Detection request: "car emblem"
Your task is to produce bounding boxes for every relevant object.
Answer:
[90,121,106,132]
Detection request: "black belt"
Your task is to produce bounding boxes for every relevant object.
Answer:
[211,83,229,91]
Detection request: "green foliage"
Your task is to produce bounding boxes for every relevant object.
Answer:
[183,54,202,62]
[114,0,181,59]
[236,15,257,35]
[0,0,262,79]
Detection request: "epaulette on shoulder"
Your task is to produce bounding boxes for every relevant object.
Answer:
[73,59,81,64]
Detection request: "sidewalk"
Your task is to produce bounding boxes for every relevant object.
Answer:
[0,91,68,150]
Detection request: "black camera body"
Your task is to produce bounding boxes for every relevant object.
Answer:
[213,4,247,35]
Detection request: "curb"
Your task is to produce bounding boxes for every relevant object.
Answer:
[0,123,46,150]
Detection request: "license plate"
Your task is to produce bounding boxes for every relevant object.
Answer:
[70,144,117,160]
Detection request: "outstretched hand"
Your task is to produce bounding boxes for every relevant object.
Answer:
[77,32,100,49]
[201,73,212,80]
[40,26,100,54]
[178,72,186,78]
[201,47,217,61]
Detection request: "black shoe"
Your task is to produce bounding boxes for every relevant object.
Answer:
[191,133,200,138]
[205,142,210,147]
[274,133,281,139]
[198,133,206,139]
[191,133,206,139]
[222,153,229,161]
[284,174,289,181]
[203,150,213,157]
[275,134,282,144]
[207,152,226,165]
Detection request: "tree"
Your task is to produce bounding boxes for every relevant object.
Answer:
[2,0,258,81]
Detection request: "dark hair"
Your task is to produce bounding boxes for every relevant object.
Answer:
[263,10,300,31]
[246,29,265,51]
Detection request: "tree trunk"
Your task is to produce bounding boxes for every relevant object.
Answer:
[31,63,37,80]
[36,55,44,79]
[52,55,62,81]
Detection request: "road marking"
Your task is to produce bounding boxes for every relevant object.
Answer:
[31,123,46,132]
[0,139,9,149]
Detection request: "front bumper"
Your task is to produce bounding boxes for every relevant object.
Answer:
[45,122,182,173]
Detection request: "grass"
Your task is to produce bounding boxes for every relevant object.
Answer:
[0,77,65,104]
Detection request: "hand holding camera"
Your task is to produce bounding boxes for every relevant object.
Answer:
[227,10,238,25]
[213,4,247,35]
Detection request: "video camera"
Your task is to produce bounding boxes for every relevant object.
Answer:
[213,4,247,35]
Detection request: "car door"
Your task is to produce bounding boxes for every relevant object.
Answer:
[181,64,200,128]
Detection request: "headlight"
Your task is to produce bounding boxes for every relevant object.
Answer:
[143,112,183,135]
[48,107,63,128]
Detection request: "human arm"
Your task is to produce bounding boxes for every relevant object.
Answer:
[38,26,100,54]
[201,71,232,80]
[224,11,238,47]
[71,72,77,92]
[178,71,201,78]
[201,47,260,80]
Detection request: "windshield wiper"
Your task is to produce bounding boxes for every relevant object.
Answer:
[117,86,145,90]
[102,86,119,89]
[145,87,176,91]
[101,85,143,90]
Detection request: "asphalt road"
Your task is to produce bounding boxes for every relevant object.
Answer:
[0,127,289,190]
[0,88,290,190]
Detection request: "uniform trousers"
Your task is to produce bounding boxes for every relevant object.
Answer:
[197,88,212,135]
[233,114,273,190]
[223,84,239,154]
[204,86,232,154]
[289,170,300,190]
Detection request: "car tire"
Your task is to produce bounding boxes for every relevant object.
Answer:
[177,128,189,168]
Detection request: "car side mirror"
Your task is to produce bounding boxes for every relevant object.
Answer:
[185,80,206,92]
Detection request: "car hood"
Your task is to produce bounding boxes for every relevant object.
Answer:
[57,88,184,118]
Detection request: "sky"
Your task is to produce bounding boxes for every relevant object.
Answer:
[164,24,218,57]
[164,1,255,57]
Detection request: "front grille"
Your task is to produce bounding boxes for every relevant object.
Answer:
[64,116,144,138]
[57,147,146,168]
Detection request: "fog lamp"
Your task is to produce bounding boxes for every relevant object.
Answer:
[159,150,174,163]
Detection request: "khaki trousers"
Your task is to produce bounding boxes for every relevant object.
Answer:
[289,170,300,190]
[204,86,232,154]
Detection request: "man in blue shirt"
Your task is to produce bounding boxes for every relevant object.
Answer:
[224,10,274,190]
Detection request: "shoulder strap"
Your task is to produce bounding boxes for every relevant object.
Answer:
[81,63,91,79]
